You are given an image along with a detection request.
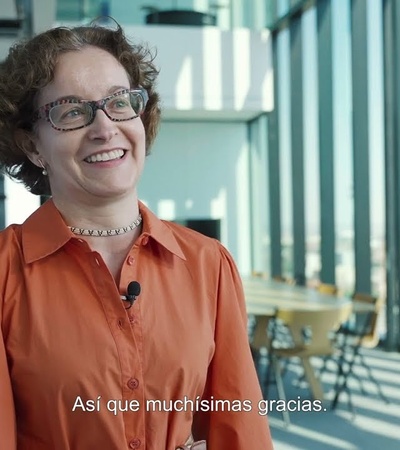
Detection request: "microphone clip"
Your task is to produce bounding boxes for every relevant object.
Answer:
[121,281,141,309]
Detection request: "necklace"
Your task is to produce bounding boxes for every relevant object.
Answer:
[68,214,142,237]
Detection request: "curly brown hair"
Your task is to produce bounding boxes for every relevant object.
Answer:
[0,23,161,195]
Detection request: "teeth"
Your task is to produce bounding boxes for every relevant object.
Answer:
[85,149,124,163]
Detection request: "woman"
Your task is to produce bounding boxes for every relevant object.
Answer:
[0,23,274,449]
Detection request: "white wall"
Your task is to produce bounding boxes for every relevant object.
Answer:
[1,0,17,19]
[124,25,273,120]
[139,120,251,274]
[0,36,15,59]
[31,0,56,34]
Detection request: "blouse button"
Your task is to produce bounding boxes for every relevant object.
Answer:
[127,256,135,265]
[141,236,149,246]
[127,378,139,390]
[129,438,141,449]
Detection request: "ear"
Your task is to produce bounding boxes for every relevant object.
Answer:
[14,129,43,168]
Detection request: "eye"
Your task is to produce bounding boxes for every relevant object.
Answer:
[61,107,85,119]
[109,97,131,109]
[51,103,88,124]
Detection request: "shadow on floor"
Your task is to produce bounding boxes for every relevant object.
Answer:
[256,347,400,450]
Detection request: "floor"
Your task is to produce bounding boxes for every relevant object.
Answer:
[256,346,400,449]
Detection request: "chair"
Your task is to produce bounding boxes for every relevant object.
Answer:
[297,283,338,371]
[272,275,297,285]
[248,272,273,363]
[249,273,294,366]
[317,283,338,296]
[249,312,292,397]
[252,271,269,279]
[265,304,352,425]
[251,315,272,349]
[331,292,389,412]
[295,284,338,352]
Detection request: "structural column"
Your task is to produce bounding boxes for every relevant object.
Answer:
[268,34,283,278]
[382,0,400,350]
[317,0,336,284]
[351,0,371,293]
[290,14,306,284]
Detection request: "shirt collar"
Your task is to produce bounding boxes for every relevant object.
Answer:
[21,199,186,264]
[138,201,186,261]
[22,199,73,264]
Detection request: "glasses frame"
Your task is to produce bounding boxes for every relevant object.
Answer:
[33,87,149,132]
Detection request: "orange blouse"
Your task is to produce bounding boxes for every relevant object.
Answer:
[0,200,273,450]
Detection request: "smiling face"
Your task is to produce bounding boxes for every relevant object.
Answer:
[30,46,146,205]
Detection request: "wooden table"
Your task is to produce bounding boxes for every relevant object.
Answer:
[243,277,350,314]
[243,277,352,400]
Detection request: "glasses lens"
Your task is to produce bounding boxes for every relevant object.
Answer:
[49,102,92,130]
[105,91,144,120]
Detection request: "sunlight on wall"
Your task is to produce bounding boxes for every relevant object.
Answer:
[233,30,250,110]
[211,188,227,243]
[175,57,193,110]
[235,140,251,274]
[123,25,273,118]
[157,200,177,221]
[5,178,40,226]
[203,30,222,110]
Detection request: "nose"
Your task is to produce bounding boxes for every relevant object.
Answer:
[86,109,118,142]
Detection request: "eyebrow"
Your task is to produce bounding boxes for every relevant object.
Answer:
[51,86,130,104]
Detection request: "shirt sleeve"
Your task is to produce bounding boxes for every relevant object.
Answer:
[192,243,274,449]
[0,230,17,449]
[0,317,17,449]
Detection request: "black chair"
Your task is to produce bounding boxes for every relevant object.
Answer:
[330,293,389,413]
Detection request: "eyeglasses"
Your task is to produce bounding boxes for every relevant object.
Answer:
[33,88,149,131]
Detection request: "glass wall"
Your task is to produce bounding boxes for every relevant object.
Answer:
[264,0,393,344]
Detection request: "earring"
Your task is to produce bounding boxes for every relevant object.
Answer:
[38,159,48,176]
